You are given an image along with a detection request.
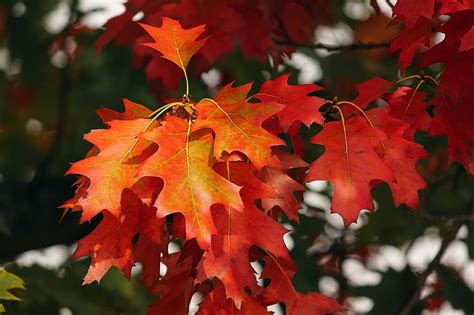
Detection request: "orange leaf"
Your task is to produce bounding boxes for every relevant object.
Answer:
[72,189,165,284]
[139,116,243,248]
[66,117,158,222]
[193,83,284,170]
[140,17,207,72]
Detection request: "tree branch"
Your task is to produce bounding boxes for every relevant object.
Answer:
[419,212,474,221]
[274,39,391,51]
[399,220,466,315]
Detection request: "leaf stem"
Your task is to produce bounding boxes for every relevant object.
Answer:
[334,101,393,169]
[336,101,375,128]
[148,102,183,118]
[424,75,439,86]
[333,105,352,184]
[402,80,424,120]
[391,75,422,88]
[184,69,190,96]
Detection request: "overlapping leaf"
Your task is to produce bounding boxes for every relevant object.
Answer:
[430,92,474,174]
[201,161,290,307]
[193,83,285,170]
[260,256,344,315]
[253,74,324,130]
[203,205,289,308]
[352,77,393,109]
[72,189,167,284]
[197,279,270,314]
[139,116,243,247]
[392,0,435,27]
[307,116,395,225]
[384,86,431,139]
[367,108,427,209]
[66,103,158,221]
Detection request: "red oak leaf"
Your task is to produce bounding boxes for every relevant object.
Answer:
[148,239,203,314]
[213,161,277,206]
[72,189,163,284]
[96,98,152,122]
[133,203,168,290]
[193,83,285,170]
[133,236,164,291]
[352,77,393,109]
[202,205,290,308]
[273,148,309,170]
[265,149,308,216]
[253,73,324,130]
[260,167,305,222]
[420,10,474,100]
[165,0,243,63]
[197,278,270,315]
[423,45,474,101]
[140,17,207,72]
[342,76,393,116]
[260,256,343,315]
[384,86,431,139]
[430,91,474,174]
[390,17,432,73]
[235,3,280,63]
[61,176,90,213]
[66,117,158,222]
[279,1,316,42]
[139,116,243,247]
[307,116,395,225]
[203,161,289,307]
[367,108,427,209]
[392,0,435,28]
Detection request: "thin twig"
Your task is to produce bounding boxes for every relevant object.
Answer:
[274,39,391,51]
[419,213,474,221]
[399,220,466,315]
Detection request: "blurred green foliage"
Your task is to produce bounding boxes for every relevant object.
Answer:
[0,269,25,312]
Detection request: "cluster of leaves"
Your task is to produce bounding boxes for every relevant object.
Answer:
[65,18,343,314]
[61,0,474,314]
[387,0,474,173]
